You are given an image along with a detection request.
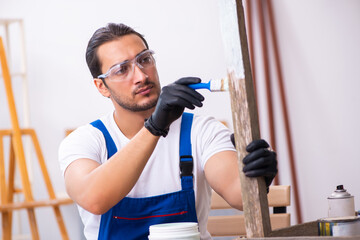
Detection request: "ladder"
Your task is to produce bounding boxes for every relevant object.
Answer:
[0,21,73,240]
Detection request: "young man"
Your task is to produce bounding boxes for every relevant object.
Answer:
[59,23,277,240]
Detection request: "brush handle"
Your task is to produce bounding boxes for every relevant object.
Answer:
[188,82,211,90]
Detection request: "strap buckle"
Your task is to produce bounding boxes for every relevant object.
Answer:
[180,155,193,177]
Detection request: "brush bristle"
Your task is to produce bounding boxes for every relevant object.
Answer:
[210,77,229,91]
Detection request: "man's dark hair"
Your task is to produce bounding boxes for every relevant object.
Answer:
[86,23,149,78]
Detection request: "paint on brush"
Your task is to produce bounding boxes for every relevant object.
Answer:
[188,77,229,92]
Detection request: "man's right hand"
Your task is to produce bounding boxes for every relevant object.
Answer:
[145,77,204,137]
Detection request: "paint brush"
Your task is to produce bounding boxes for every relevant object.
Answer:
[188,77,229,92]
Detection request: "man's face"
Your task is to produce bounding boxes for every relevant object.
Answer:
[96,34,161,112]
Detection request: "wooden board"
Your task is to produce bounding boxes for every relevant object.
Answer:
[217,0,271,237]
[269,221,318,237]
[211,185,290,209]
[208,214,290,236]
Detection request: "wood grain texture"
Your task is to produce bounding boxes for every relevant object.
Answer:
[217,0,271,237]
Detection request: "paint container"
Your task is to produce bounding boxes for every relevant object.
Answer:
[328,185,355,218]
[148,222,200,240]
[318,216,360,236]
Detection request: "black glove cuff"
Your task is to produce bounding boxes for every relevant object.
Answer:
[144,117,169,137]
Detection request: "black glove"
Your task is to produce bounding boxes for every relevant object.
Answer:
[145,77,204,137]
[231,134,278,192]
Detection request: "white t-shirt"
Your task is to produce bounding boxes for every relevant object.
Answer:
[58,112,235,240]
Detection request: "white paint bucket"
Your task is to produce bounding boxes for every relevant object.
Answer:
[318,216,360,236]
[148,222,200,240]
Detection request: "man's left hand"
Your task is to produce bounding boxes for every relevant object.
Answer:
[231,134,278,191]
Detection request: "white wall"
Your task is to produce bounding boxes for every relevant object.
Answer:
[0,0,359,239]
[269,0,360,224]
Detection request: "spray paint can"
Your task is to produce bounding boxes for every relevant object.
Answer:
[328,185,355,218]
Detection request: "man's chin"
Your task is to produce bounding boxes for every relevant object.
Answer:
[132,98,158,112]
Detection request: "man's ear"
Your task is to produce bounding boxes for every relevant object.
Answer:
[94,78,111,98]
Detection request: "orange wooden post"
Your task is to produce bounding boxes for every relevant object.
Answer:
[0,132,11,239]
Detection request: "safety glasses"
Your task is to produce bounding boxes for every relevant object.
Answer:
[97,49,155,82]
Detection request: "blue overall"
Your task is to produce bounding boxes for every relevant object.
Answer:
[90,113,198,240]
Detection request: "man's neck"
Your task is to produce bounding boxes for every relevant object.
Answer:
[113,107,154,139]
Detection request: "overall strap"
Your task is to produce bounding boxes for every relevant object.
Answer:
[90,116,194,189]
[90,120,117,159]
[179,112,194,190]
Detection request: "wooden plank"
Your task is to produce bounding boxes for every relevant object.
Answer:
[269,221,318,237]
[268,185,290,207]
[0,136,7,206]
[217,0,271,237]
[211,185,290,209]
[6,139,15,238]
[0,134,12,240]
[208,213,290,236]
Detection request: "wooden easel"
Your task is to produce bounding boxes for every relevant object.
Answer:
[0,36,73,239]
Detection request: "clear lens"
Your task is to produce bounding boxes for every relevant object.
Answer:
[136,51,155,68]
[109,62,132,79]
[100,50,155,82]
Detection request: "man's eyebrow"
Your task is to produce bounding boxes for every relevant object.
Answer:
[135,49,148,57]
[108,49,148,70]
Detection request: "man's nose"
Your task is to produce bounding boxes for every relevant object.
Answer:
[132,63,148,83]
